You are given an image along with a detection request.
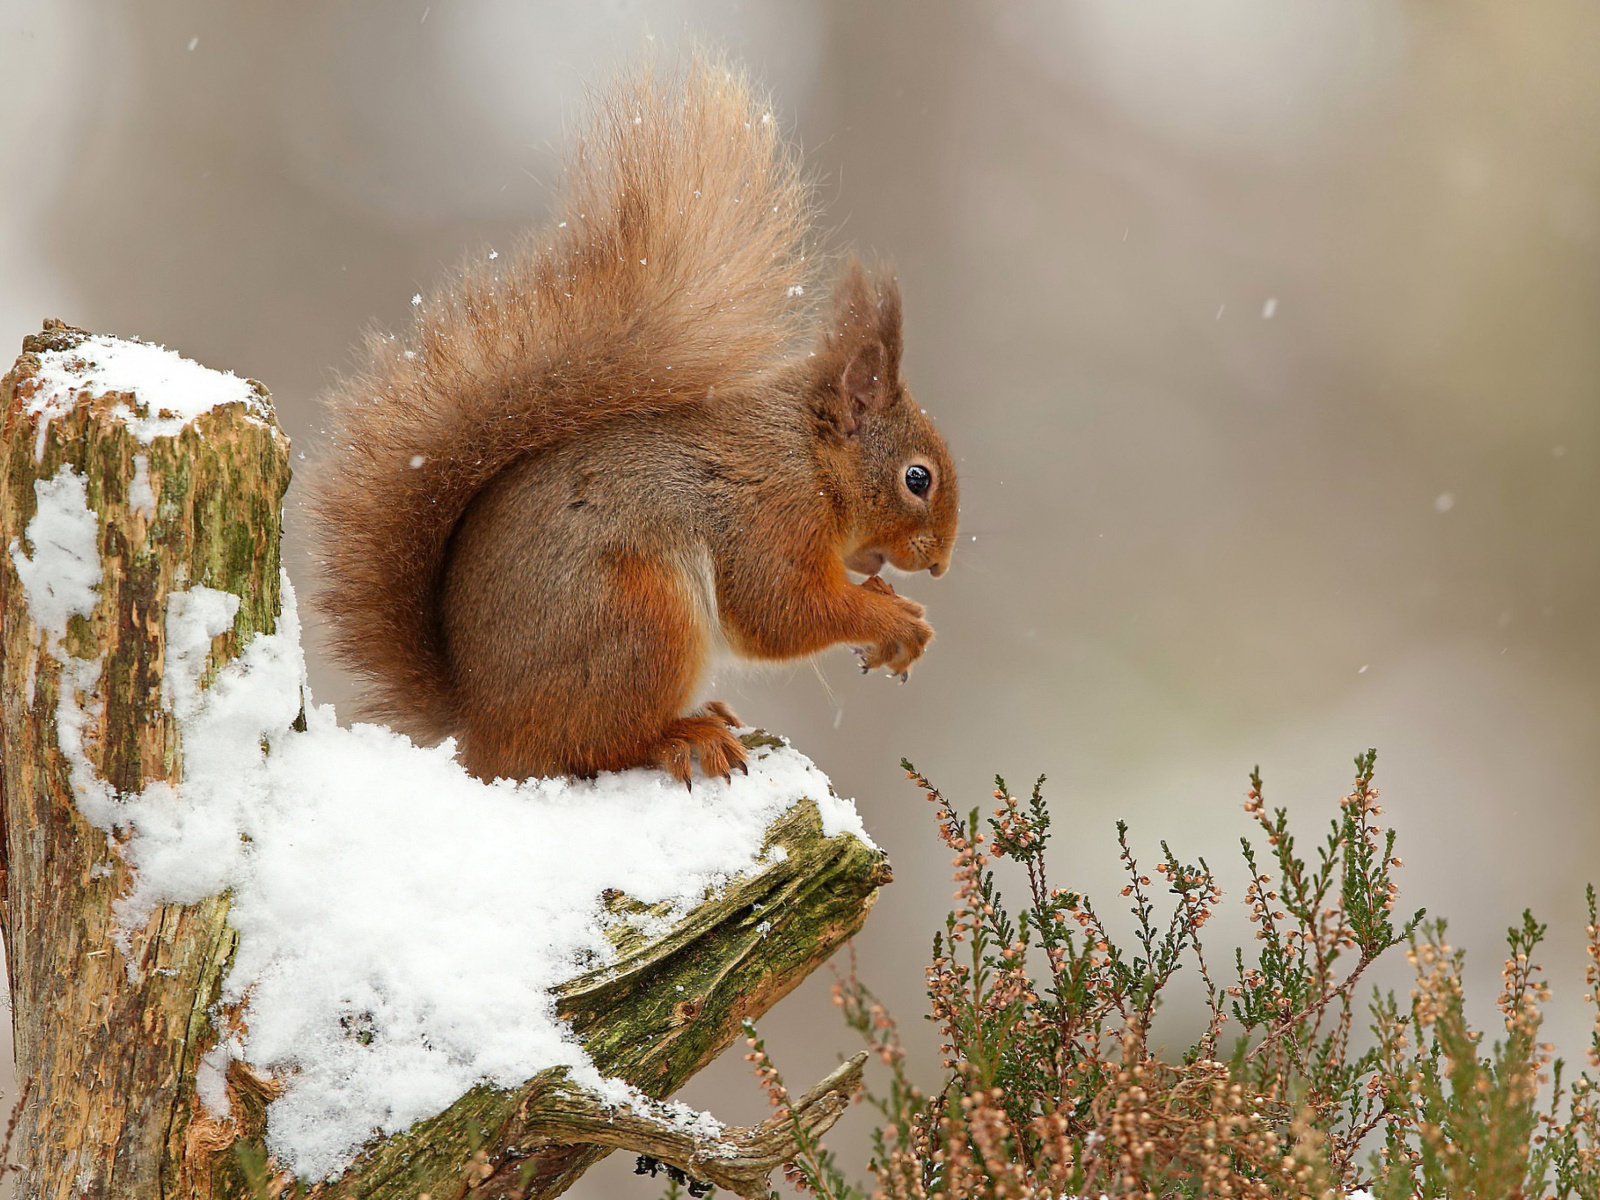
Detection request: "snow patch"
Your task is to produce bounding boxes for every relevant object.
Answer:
[21,548,870,1179]
[8,466,101,641]
[129,454,156,518]
[26,333,266,450]
[196,1041,235,1119]
[163,587,240,715]
[8,466,115,825]
[55,653,116,829]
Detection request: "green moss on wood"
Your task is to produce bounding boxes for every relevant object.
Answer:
[304,791,890,1200]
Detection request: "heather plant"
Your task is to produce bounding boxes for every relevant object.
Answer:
[1363,899,1600,1199]
[727,750,1600,1200]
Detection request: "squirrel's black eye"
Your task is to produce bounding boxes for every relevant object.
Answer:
[904,464,932,497]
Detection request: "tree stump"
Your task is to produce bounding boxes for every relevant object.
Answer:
[0,322,890,1199]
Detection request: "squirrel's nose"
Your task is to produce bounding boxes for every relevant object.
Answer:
[928,560,946,578]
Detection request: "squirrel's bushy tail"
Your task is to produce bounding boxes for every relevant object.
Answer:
[308,58,813,739]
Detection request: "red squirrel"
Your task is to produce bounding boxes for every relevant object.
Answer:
[308,60,959,784]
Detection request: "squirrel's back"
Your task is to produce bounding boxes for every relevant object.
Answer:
[308,59,814,739]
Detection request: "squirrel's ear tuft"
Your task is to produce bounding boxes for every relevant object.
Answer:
[875,273,903,387]
[819,259,903,434]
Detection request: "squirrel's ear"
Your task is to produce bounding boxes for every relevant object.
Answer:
[840,342,888,422]
[820,260,902,435]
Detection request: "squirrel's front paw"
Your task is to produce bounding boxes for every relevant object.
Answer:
[857,592,932,681]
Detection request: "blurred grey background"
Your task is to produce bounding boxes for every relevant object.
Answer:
[1,1,1596,1194]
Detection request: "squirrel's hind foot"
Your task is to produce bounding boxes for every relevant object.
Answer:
[649,716,749,787]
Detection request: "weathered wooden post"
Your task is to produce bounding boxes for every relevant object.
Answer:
[1,319,289,1199]
[0,322,889,1199]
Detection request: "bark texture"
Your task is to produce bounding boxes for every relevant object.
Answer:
[0,322,890,1200]
[0,320,290,1200]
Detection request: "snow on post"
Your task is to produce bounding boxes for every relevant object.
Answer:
[0,321,890,1200]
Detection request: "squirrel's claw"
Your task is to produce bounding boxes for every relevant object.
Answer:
[649,715,747,783]
[856,587,932,679]
[703,699,743,729]
[861,638,923,679]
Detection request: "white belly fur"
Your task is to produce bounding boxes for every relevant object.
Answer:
[676,544,748,713]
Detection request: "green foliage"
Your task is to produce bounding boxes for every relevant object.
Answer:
[728,750,1600,1199]
[1367,901,1600,1200]
[739,1020,861,1200]
[234,1140,304,1200]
